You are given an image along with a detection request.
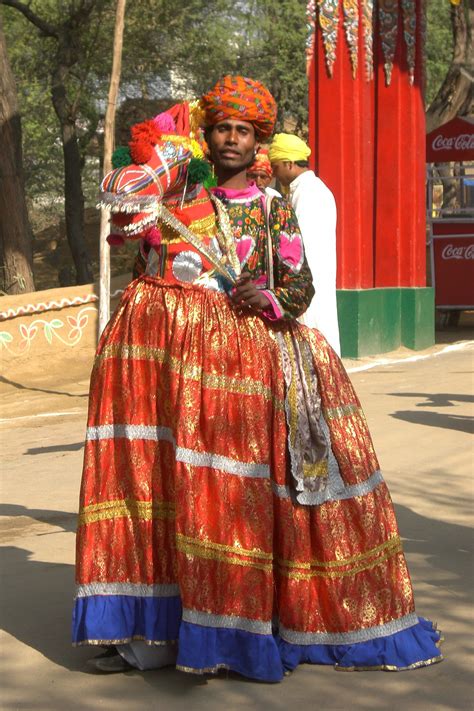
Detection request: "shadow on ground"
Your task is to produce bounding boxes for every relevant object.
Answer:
[390,410,473,434]
[0,504,77,533]
[0,501,471,708]
[387,389,474,434]
[25,442,84,455]
[435,311,474,345]
[387,392,474,408]
[0,375,89,399]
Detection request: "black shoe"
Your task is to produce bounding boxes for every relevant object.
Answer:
[86,647,133,674]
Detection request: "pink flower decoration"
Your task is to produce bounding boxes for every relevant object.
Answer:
[107,234,125,246]
[153,112,176,133]
[145,226,162,248]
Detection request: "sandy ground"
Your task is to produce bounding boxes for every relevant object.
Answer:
[1,338,473,710]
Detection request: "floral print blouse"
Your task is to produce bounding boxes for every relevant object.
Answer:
[211,183,314,320]
[132,182,314,321]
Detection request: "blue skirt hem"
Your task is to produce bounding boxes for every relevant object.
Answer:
[277,617,442,673]
[73,596,442,680]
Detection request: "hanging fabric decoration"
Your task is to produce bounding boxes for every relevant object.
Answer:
[401,0,417,85]
[361,0,375,80]
[342,0,359,78]
[317,0,340,77]
[306,0,419,85]
[306,0,317,76]
[378,0,400,85]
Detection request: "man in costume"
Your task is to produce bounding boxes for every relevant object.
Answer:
[269,133,340,354]
[201,76,312,319]
[74,75,442,679]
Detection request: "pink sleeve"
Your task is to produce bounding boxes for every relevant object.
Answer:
[260,289,284,321]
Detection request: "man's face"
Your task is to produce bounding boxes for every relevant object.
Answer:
[247,170,272,190]
[207,119,257,173]
[271,160,294,187]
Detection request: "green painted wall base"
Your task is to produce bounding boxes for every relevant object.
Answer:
[337,287,434,358]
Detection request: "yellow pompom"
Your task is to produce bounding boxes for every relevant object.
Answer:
[190,139,204,159]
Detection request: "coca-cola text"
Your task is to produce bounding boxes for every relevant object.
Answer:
[441,244,474,260]
[432,134,474,152]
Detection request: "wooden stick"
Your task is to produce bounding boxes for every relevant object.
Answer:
[99,0,127,337]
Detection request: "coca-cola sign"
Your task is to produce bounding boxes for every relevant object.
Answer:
[433,235,474,307]
[441,244,474,260]
[432,134,474,152]
[426,117,474,162]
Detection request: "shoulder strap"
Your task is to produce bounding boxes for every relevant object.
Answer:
[264,193,274,290]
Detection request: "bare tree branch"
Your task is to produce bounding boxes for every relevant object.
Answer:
[0,0,59,38]
[426,1,473,133]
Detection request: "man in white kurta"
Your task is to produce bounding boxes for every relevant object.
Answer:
[269,134,341,355]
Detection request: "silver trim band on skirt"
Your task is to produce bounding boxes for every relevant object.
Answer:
[75,582,180,599]
[278,612,419,645]
[182,608,272,636]
[86,424,270,479]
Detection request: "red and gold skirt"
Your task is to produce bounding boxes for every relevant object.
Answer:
[73,276,442,681]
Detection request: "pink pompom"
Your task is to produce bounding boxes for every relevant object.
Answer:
[107,234,125,246]
[145,226,162,248]
[153,112,176,133]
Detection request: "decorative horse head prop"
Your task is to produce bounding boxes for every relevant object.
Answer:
[98,101,240,286]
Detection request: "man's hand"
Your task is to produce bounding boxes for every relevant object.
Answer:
[230,272,271,313]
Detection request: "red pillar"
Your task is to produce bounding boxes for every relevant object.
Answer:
[308,0,433,356]
[309,0,426,289]
[373,7,426,287]
[310,17,375,289]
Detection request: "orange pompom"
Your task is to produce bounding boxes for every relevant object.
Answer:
[129,139,153,164]
[130,120,161,145]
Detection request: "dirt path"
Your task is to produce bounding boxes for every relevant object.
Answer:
[1,343,473,710]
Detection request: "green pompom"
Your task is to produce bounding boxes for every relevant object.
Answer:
[187,158,212,185]
[203,173,218,189]
[112,146,132,169]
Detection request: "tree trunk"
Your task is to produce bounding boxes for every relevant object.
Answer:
[426,2,473,134]
[435,162,460,212]
[0,19,35,295]
[61,117,91,284]
[51,57,92,285]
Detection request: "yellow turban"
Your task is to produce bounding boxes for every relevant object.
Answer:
[268,133,311,163]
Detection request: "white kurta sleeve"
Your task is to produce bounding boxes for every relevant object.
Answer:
[291,173,341,355]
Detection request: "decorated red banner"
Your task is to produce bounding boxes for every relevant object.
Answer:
[432,224,474,307]
[426,117,474,163]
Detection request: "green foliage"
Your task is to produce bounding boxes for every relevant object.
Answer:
[2,6,62,207]
[2,0,308,227]
[425,0,453,107]
[2,1,115,213]
[234,0,309,132]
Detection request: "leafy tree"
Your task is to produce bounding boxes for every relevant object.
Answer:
[1,0,115,284]
[426,0,473,131]
[0,15,35,294]
[425,0,454,107]
[1,0,310,290]
[232,0,308,132]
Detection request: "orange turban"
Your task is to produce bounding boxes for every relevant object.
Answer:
[248,149,272,178]
[201,76,277,140]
